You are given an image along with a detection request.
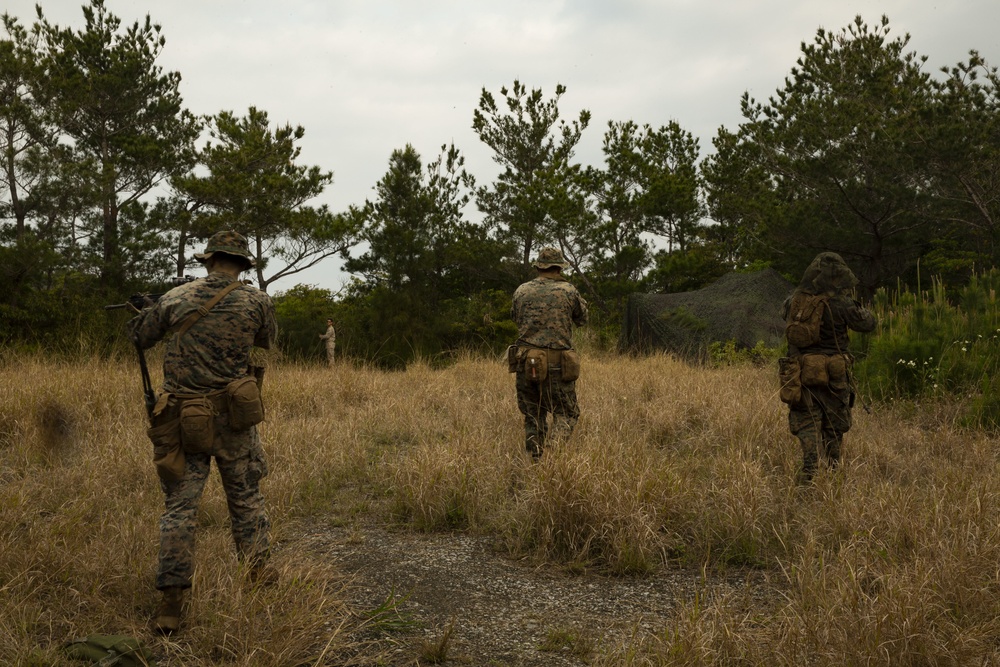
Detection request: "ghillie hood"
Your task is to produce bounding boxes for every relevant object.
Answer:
[798,252,858,295]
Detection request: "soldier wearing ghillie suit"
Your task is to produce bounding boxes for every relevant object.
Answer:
[129,231,277,634]
[319,318,336,366]
[780,252,876,483]
[510,247,588,459]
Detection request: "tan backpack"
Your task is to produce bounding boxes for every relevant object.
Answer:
[785,292,829,349]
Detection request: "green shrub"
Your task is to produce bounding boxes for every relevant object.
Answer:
[708,339,782,367]
[856,271,1000,409]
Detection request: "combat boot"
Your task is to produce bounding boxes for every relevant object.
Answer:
[525,435,543,460]
[248,562,279,587]
[152,587,186,634]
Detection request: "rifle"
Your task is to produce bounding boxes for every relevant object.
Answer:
[104,275,198,312]
[104,275,198,419]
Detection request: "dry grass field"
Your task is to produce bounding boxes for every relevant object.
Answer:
[2,349,999,665]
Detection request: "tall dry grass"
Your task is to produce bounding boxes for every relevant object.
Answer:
[2,350,1000,664]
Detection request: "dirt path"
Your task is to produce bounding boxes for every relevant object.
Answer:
[298,524,777,666]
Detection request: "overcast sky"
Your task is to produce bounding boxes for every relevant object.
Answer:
[5,0,999,292]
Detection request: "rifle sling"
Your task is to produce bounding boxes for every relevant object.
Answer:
[174,280,244,338]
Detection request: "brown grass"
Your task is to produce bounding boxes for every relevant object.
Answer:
[2,350,999,664]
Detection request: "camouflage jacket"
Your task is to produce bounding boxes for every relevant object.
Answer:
[511,274,588,350]
[782,291,876,356]
[320,325,336,345]
[130,272,276,394]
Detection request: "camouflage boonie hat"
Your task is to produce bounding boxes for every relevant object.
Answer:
[533,246,568,269]
[194,231,255,267]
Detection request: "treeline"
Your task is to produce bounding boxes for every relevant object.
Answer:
[2,5,998,365]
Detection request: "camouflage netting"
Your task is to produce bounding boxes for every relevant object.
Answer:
[620,268,794,359]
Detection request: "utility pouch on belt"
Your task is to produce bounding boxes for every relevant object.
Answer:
[778,357,802,405]
[227,376,265,431]
[147,392,185,482]
[524,348,548,383]
[800,353,830,387]
[506,345,519,373]
[179,396,216,454]
[560,349,581,382]
[828,354,849,391]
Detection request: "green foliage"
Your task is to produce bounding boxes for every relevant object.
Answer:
[856,272,1000,426]
[708,340,781,367]
[332,284,516,369]
[4,10,999,360]
[272,284,337,361]
[568,119,714,317]
[173,106,359,292]
[473,79,591,271]
[339,144,516,367]
[439,289,519,355]
[644,245,727,295]
[361,588,420,635]
[702,16,950,296]
[35,0,199,287]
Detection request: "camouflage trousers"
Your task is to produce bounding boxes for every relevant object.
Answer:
[788,383,853,480]
[325,343,336,367]
[156,412,270,590]
[515,368,580,458]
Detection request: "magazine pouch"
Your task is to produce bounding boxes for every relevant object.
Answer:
[227,376,264,431]
[559,349,581,382]
[179,396,215,455]
[147,392,185,482]
[778,357,802,405]
[800,353,830,387]
[828,354,849,391]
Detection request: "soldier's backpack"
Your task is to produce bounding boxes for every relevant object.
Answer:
[785,292,829,349]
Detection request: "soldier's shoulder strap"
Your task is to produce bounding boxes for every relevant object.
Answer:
[175,280,245,337]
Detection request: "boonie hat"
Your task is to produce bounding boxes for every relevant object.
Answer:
[194,231,255,268]
[533,246,568,269]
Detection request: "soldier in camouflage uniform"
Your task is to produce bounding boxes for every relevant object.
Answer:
[783,252,876,482]
[511,247,588,459]
[130,231,277,634]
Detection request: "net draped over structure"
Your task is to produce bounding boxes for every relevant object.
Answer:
[620,268,794,359]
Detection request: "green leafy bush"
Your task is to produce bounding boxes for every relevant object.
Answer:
[273,284,338,361]
[707,339,782,367]
[856,271,1000,427]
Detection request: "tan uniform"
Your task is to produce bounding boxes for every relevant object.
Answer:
[320,324,336,366]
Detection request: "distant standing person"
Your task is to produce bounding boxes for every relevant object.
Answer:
[130,231,276,634]
[320,318,336,366]
[780,252,876,482]
[510,247,588,459]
